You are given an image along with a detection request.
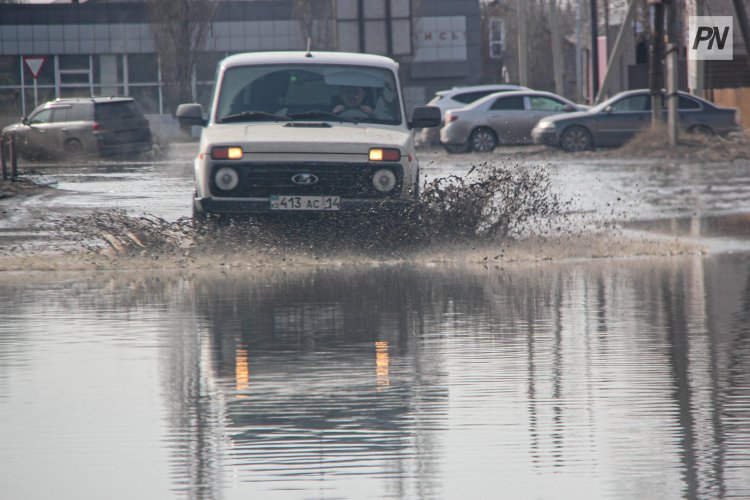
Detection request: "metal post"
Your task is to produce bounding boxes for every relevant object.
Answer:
[732,0,750,75]
[649,2,665,124]
[576,0,583,101]
[9,135,18,180]
[548,0,565,96]
[595,0,639,104]
[666,0,679,145]
[517,0,529,87]
[590,0,600,101]
[1,136,7,181]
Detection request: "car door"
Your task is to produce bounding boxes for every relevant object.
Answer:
[24,108,56,152]
[675,95,703,129]
[525,96,573,143]
[487,95,527,144]
[46,105,73,151]
[595,94,651,146]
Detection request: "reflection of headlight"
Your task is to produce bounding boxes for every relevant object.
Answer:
[372,169,397,193]
[215,167,239,190]
[537,121,556,130]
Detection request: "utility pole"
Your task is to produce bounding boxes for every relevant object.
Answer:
[732,0,750,75]
[666,0,679,145]
[595,0,639,104]
[590,0,600,101]
[576,0,584,101]
[548,0,565,96]
[648,0,665,124]
[517,0,529,87]
[685,0,704,95]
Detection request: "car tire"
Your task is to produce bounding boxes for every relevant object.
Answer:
[469,127,497,153]
[688,125,714,136]
[64,139,83,158]
[560,126,593,152]
[444,143,469,154]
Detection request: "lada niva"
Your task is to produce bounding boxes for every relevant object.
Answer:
[177,51,440,221]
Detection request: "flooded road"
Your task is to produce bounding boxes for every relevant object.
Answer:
[1,145,750,499]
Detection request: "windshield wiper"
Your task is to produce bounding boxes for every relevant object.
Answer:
[287,111,351,122]
[220,111,290,123]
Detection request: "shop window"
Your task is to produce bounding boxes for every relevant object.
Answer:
[59,55,90,70]
[196,52,225,82]
[128,54,158,83]
[489,17,504,59]
[129,86,160,114]
[0,56,21,86]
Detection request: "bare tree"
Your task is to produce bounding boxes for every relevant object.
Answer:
[146,0,218,113]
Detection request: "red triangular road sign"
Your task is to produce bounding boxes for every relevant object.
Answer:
[24,57,46,79]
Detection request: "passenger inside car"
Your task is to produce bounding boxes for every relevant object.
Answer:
[332,86,375,117]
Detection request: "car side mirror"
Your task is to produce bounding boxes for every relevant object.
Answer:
[604,105,613,114]
[564,104,575,112]
[176,103,207,128]
[409,105,441,129]
[21,117,28,125]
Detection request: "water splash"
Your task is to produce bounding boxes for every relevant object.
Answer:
[56,162,564,257]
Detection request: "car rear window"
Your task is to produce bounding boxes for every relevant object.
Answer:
[95,101,143,121]
[490,95,525,110]
[453,91,495,104]
[678,96,701,110]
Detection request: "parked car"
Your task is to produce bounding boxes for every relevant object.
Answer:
[2,97,153,159]
[420,83,528,145]
[176,51,440,222]
[439,90,587,153]
[532,89,742,152]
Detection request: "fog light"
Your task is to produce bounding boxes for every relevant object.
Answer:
[372,169,397,193]
[215,167,239,190]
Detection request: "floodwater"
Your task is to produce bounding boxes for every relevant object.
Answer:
[1,145,750,499]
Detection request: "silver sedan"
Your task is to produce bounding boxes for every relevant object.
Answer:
[439,90,587,153]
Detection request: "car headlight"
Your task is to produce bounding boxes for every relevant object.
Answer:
[215,167,239,191]
[537,121,556,130]
[372,169,397,193]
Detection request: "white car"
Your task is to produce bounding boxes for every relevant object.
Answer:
[177,51,440,222]
[420,83,528,145]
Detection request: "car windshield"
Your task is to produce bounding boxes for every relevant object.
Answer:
[94,101,143,120]
[214,63,402,125]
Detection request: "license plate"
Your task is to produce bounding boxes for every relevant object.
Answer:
[270,195,340,211]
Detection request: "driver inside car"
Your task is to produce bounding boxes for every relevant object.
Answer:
[332,86,374,116]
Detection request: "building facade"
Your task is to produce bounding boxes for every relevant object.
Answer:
[0,0,482,135]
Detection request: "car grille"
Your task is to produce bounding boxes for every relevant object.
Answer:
[210,162,404,198]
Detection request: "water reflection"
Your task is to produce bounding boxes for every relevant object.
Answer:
[0,255,749,499]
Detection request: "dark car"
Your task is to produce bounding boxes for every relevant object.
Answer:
[2,97,153,159]
[532,89,741,152]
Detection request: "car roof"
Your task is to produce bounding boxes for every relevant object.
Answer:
[437,84,528,97]
[598,88,711,107]
[465,90,575,108]
[220,51,399,71]
[44,97,135,106]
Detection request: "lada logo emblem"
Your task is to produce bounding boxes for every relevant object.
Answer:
[291,173,319,185]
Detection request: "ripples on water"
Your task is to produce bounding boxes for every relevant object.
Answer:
[1,256,749,499]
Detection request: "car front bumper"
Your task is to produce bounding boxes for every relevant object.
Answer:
[196,196,416,215]
[531,127,559,146]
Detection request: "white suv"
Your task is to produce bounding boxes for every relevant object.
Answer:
[420,84,527,145]
[177,51,440,221]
